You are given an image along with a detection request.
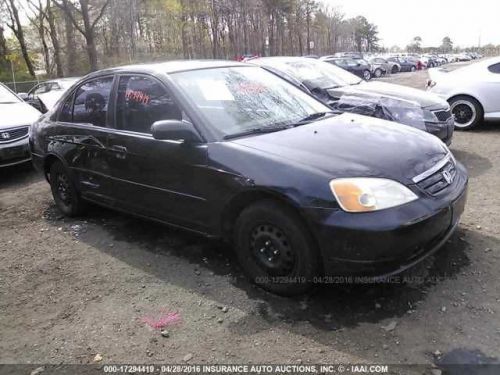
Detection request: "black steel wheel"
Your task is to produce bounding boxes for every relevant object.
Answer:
[234,200,320,295]
[49,161,86,216]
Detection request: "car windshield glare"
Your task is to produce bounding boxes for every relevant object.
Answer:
[0,85,21,103]
[171,66,330,139]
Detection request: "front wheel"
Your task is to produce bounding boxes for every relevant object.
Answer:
[449,96,483,130]
[234,200,321,296]
[363,70,371,80]
[374,68,383,78]
[410,65,417,72]
[49,161,86,216]
[391,65,399,74]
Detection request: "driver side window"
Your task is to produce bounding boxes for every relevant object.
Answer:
[115,75,182,134]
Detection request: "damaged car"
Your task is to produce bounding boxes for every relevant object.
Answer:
[250,57,455,145]
[30,61,468,295]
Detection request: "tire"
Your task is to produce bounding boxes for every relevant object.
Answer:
[449,95,483,130]
[374,68,383,78]
[363,70,371,81]
[391,65,399,74]
[49,161,86,216]
[410,65,416,72]
[234,200,321,296]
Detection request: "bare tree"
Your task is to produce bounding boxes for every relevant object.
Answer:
[2,0,36,77]
[54,0,111,71]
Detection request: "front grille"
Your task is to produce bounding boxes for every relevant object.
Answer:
[416,159,457,196]
[0,126,29,143]
[433,109,452,122]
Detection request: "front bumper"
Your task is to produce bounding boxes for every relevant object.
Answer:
[426,118,454,146]
[0,136,31,167]
[304,163,468,277]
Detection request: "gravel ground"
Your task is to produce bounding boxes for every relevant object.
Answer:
[1,65,500,370]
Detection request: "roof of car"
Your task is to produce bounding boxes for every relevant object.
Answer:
[85,60,248,79]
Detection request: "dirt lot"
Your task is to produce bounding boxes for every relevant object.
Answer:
[1,66,500,370]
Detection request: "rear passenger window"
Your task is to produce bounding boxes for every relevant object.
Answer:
[72,77,114,127]
[115,76,182,134]
[488,63,500,73]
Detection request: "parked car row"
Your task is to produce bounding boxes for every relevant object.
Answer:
[0,58,468,296]
[315,51,483,81]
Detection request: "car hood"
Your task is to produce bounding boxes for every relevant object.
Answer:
[0,102,41,129]
[230,113,448,184]
[329,81,448,110]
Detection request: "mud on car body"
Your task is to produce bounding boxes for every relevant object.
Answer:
[30,60,468,295]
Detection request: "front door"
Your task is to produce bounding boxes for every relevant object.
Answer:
[106,74,209,232]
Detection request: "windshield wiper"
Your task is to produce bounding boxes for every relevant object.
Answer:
[294,111,336,125]
[223,125,291,140]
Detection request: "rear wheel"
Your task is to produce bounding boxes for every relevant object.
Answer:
[449,95,483,130]
[374,68,383,78]
[49,161,86,216]
[410,65,417,72]
[391,65,399,74]
[234,200,320,295]
[363,70,371,80]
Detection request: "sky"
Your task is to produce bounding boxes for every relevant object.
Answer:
[322,0,500,48]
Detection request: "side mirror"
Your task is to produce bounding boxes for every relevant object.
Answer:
[18,92,29,101]
[151,120,203,143]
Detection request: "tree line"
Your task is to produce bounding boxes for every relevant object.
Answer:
[0,0,381,80]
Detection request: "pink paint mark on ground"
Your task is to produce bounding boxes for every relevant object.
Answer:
[140,310,182,330]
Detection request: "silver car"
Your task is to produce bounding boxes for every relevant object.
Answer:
[370,57,401,76]
[428,57,500,130]
[0,83,41,167]
[18,77,80,113]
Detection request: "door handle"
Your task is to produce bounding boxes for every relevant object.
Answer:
[110,145,127,153]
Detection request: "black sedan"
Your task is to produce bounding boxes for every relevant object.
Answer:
[249,57,455,145]
[321,57,372,81]
[30,61,468,295]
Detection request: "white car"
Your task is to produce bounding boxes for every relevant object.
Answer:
[427,57,500,130]
[0,83,41,167]
[19,77,80,113]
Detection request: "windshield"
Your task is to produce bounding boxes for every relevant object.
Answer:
[171,66,330,140]
[0,84,21,104]
[261,59,362,90]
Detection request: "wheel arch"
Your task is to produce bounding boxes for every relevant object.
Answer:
[448,93,484,112]
[43,153,68,182]
[220,189,313,242]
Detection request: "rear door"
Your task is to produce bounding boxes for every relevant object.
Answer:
[51,75,116,204]
[106,74,209,232]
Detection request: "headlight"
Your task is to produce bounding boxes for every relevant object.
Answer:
[386,106,426,129]
[422,109,439,123]
[329,178,418,213]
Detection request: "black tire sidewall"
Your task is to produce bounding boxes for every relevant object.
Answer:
[449,96,483,130]
[49,161,83,216]
[234,201,320,295]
